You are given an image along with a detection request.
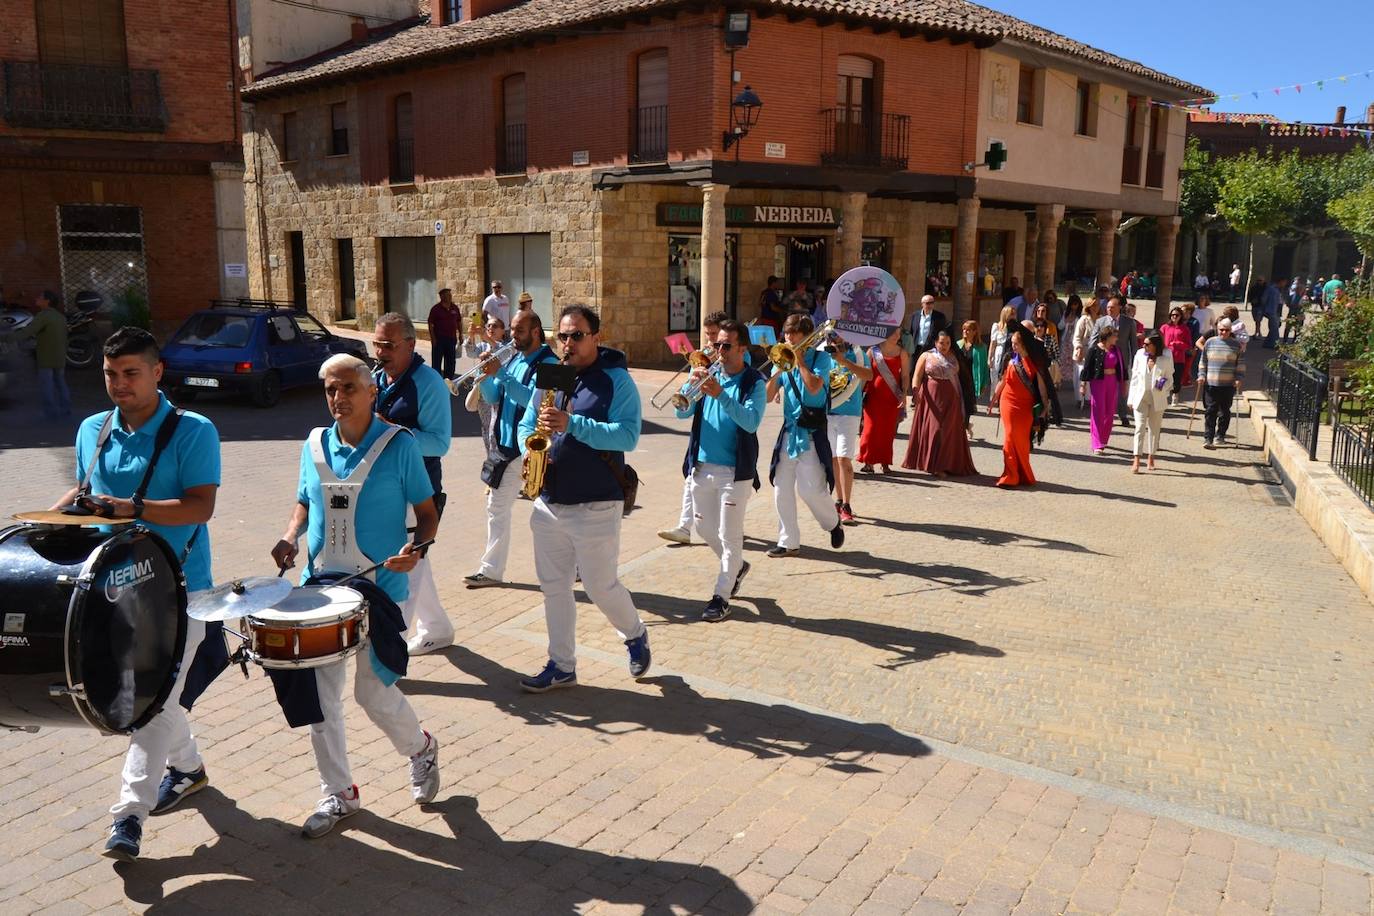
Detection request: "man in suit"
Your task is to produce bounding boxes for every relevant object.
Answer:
[1090,294,1139,426]
[904,295,947,383]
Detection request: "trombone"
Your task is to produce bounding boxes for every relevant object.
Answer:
[446,339,516,395]
[768,319,835,372]
[649,346,715,409]
[670,352,725,411]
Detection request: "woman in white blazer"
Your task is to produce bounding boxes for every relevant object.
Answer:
[1128,331,1174,473]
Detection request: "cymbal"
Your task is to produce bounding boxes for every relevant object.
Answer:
[13,510,136,527]
[188,576,295,622]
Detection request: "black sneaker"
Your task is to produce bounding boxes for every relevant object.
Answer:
[103,816,142,862]
[766,546,799,558]
[830,522,846,549]
[463,572,501,589]
[625,633,652,678]
[152,765,208,815]
[730,561,751,598]
[702,595,731,622]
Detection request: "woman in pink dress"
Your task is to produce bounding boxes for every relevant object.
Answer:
[1080,326,1124,454]
[903,330,976,477]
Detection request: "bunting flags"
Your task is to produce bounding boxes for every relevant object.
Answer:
[1173,69,1374,107]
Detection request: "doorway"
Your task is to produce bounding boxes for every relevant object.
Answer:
[784,236,828,296]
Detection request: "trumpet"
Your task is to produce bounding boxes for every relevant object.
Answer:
[768,319,835,372]
[649,346,715,409]
[671,356,725,411]
[446,339,516,395]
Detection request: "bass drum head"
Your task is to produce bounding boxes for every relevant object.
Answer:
[74,528,187,733]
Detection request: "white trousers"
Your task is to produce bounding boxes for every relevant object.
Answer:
[530,498,645,671]
[478,459,523,581]
[403,557,451,641]
[690,464,752,598]
[773,447,838,549]
[676,476,693,530]
[309,645,426,797]
[1133,404,1165,457]
[111,616,206,822]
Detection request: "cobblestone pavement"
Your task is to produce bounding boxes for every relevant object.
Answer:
[0,357,1370,914]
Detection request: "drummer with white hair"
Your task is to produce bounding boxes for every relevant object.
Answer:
[270,353,441,838]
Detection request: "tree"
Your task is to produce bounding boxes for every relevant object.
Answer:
[1214,151,1300,295]
[1328,183,1374,266]
[1178,137,1221,275]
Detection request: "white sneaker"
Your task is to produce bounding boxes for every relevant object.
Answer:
[657,526,691,545]
[302,785,361,838]
[409,731,440,804]
[406,632,454,655]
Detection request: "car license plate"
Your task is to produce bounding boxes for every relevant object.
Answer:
[184,377,220,388]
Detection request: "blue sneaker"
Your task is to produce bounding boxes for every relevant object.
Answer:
[152,765,209,815]
[520,661,577,693]
[103,816,142,862]
[625,633,651,678]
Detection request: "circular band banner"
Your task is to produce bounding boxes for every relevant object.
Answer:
[825,266,905,347]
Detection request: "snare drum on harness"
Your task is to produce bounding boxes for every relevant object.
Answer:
[241,585,369,669]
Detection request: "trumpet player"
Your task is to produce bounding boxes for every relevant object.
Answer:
[463,315,509,454]
[658,310,726,546]
[766,313,845,558]
[371,313,454,656]
[824,330,873,526]
[517,305,650,692]
[464,309,557,589]
[674,319,766,622]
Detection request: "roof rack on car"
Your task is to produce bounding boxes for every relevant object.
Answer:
[209,298,300,310]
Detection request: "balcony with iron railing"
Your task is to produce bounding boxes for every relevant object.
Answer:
[1121,145,1142,185]
[820,108,909,170]
[2,60,167,132]
[630,105,668,163]
[497,123,527,174]
[390,137,415,183]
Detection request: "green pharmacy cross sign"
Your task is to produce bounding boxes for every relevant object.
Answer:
[965,141,1008,173]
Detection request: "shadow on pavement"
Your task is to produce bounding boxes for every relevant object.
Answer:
[636,591,1005,671]
[405,647,930,772]
[872,520,1111,556]
[119,790,753,914]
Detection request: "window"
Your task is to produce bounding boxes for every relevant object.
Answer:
[925,228,955,298]
[861,237,890,271]
[37,0,127,67]
[1122,95,1144,185]
[632,49,668,162]
[1016,65,1041,125]
[976,231,1010,299]
[287,232,306,308]
[390,93,414,182]
[337,239,356,319]
[486,233,551,325]
[382,237,436,321]
[1075,80,1098,137]
[57,204,147,316]
[667,235,739,331]
[329,102,349,156]
[499,74,527,173]
[1145,105,1166,188]
[281,111,297,161]
[440,0,462,24]
[833,55,878,163]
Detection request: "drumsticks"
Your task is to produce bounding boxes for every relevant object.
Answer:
[333,538,437,589]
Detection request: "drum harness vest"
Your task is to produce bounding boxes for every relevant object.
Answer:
[80,407,200,566]
[306,424,403,581]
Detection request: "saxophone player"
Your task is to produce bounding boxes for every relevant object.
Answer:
[516,305,650,692]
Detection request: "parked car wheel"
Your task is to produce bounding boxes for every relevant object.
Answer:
[252,370,281,408]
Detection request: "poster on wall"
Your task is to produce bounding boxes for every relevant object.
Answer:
[669,284,697,332]
[825,266,905,347]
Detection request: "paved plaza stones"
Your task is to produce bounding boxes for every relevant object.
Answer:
[0,364,1371,914]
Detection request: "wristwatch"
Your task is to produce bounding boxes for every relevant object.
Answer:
[131,495,145,519]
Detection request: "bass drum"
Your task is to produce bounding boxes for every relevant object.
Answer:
[0,524,187,734]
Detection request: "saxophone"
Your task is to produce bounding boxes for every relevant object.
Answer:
[521,388,555,499]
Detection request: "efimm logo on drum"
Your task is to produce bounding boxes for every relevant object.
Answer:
[105,559,156,602]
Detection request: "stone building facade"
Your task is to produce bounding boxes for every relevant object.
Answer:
[241,0,1206,364]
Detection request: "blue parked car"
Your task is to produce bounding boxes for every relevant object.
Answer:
[161,300,370,407]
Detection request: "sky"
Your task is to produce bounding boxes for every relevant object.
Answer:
[989,0,1374,124]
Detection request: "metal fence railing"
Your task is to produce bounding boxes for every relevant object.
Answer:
[820,109,909,170]
[630,105,668,163]
[1332,420,1374,511]
[1262,354,1328,460]
[498,123,527,174]
[390,138,414,183]
[3,60,167,132]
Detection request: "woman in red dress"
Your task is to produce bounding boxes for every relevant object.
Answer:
[902,330,977,476]
[989,326,1050,488]
[858,325,909,474]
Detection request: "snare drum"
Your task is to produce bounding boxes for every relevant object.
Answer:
[242,586,368,669]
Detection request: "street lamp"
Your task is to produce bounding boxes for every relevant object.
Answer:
[722,85,762,155]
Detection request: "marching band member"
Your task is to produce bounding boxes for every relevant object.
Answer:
[517,305,651,691]
[674,319,766,621]
[271,354,440,838]
[657,310,726,545]
[370,313,454,655]
[766,314,845,558]
[49,328,225,862]
[464,309,558,588]
[824,331,872,525]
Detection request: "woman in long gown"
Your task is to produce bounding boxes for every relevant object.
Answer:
[903,330,977,477]
[858,325,909,474]
[988,326,1049,487]
[1080,325,1124,455]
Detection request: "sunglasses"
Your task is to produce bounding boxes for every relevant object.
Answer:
[371,340,399,349]
[715,342,735,351]
[556,330,589,343]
